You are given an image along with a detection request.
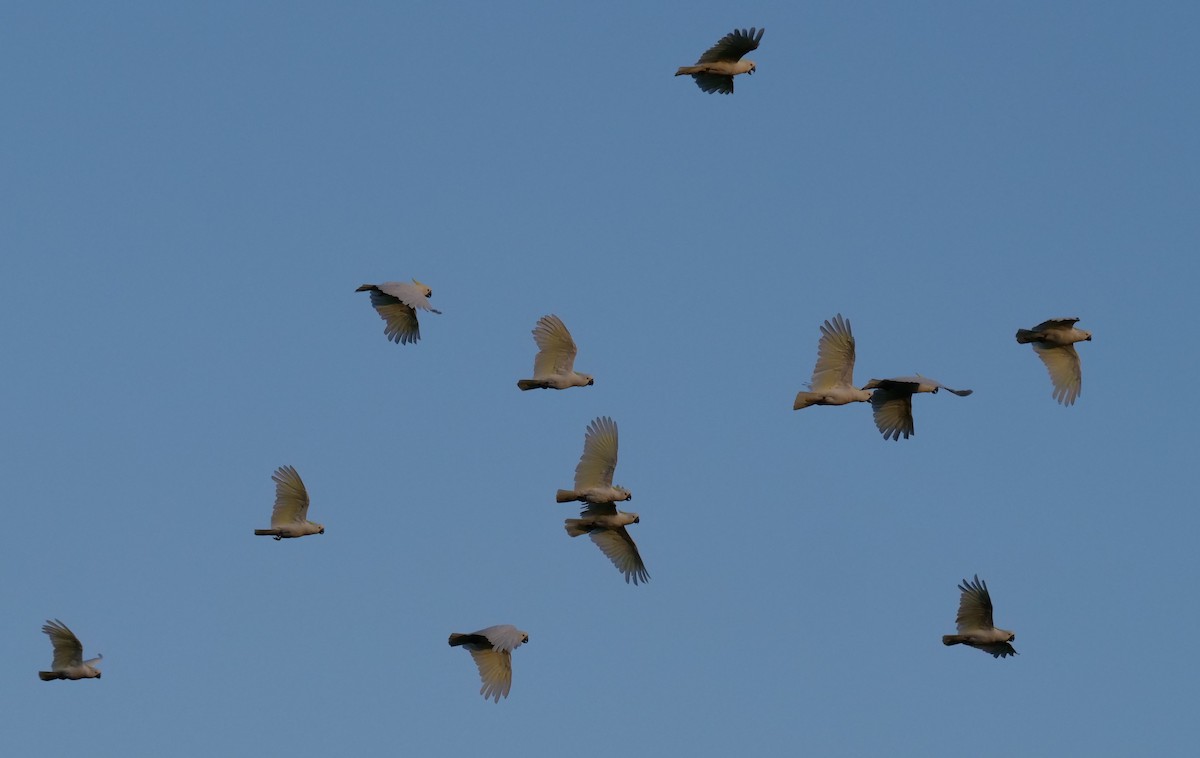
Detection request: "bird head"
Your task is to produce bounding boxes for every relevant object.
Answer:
[748,62,756,75]
[522,633,530,644]
[615,486,631,501]
[411,279,433,298]
[96,671,102,679]
[632,515,640,524]
[1083,331,1093,341]
[1008,632,1016,642]
[315,523,325,535]
[585,375,595,386]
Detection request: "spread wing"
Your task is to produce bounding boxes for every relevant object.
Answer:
[467,648,513,702]
[978,642,1018,658]
[574,416,619,490]
[1034,343,1082,406]
[531,314,577,378]
[697,27,763,64]
[589,528,649,585]
[955,575,996,633]
[358,282,440,345]
[810,314,857,391]
[869,387,915,440]
[43,619,84,669]
[271,465,310,525]
[692,73,736,95]
[1031,317,1080,332]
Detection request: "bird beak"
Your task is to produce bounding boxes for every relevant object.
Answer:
[97,672,102,678]
[588,378,594,385]
[319,528,325,534]
[633,516,640,523]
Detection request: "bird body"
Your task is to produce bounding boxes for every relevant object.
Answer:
[39,619,102,681]
[356,279,441,345]
[556,417,631,504]
[254,465,324,540]
[448,624,529,702]
[517,314,594,391]
[794,314,873,410]
[1016,317,1091,405]
[862,375,972,440]
[675,27,764,94]
[942,575,1017,658]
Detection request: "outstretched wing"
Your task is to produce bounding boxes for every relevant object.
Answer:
[869,387,915,440]
[1034,344,1082,406]
[1031,317,1080,333]
[589,527,649,585]
[357,281,440,345]
[697,27,763,64]
[271,465,310,525]
[531,314,578,378]
[42,619,84,669]
[955,575,996,633]
[467,648,513,702]
[574,416,619,490]
[810,314,857,391]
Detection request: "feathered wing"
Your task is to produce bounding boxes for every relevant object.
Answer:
[1032,317,1080,333]
[955,575,996,632]
[589,528,649,585]
[697,27,763,64]
[810,314,856,390]
[357,281,441,345]
[531,315,577,378]
[1034,343,1082,405]
[467,648,512,702]
[869,388,915,440]
[574,416,619,489]
[271,465,310,525]
[977,642,1019,659]
[43,620,84,669]
[481,624,528,653]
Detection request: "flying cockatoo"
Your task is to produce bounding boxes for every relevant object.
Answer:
[862,376,972,440]
[355,280,441,345]
[556,416,631,505]
[448,625,529,702]
[39,619,102,681]
[793,314,873,410]
[942,575,1018,658]
[517,314,594,391]
[675,27,764,94]
[254,465,324,540]
[565,504,649,585]
[1016,317,1091,406]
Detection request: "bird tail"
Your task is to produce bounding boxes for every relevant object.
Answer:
[564,519,592,537]
[448,633,468,647]
[556,489,578,503]
[39,671,62,681]
[675,66,701,76]
[517,379,545,391]
[793,392,821,410]
[254,529,279,536]
[1015,329,1041,344]
[354,284,375,292]
[942,635,967,646]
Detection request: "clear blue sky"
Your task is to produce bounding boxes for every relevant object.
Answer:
[3,2,1197,756]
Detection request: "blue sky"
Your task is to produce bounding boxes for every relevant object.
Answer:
[3,2,1198,756]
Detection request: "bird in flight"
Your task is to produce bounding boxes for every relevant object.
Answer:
[254,465,324,540]
[517,314,594,391]
[942,575,1018,658]
[675,27,764,94]
[794,314,873,410]
[448,625,529,702]
[861,376,972,440]
[39,619,103,681]
[556,416,631,505]
[1016,317,1091,406]
[356,280,441,345]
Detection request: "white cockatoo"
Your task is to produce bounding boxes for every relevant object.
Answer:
[517,314,594,391]
[862,376,972,440]
[675,27,764,94]
[448,625,529,702]
[1016,317,1091,406]
[942,575,1018,658]
[254,465,324,540]
[565,504,649,585]
[556,416,631,505]
[39,619,102,681]
[793,314,873,410]
[355,280,441,345]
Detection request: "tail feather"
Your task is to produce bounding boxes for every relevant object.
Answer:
[448,633,467,647]
[556,489,577,503]
[793,392,821,410]
[517,379,544,391]
[39,671,61,681]
[564,519,590,537]
[254,529,279,536]
[942,635,966,646]
[1015,329,1040,344]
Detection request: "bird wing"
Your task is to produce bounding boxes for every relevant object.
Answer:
[364,288,422,345]
[480,624,527,653]
[978,642,1018,658]
[467,648,513,702]
[589,527,649,585]
[531,314,577,378]
[1033,343,1082,406]
[372,281,438,313]
[697,27,763,64]
[574,416,619,489]
[692,73,736,95]
[581,502,618,517]
[271,465,310,525]
[810,314,856,390]
[869,388,915,440]
[955,575,996,632]
[1032,317,1080,332]
[43,619,84,669]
